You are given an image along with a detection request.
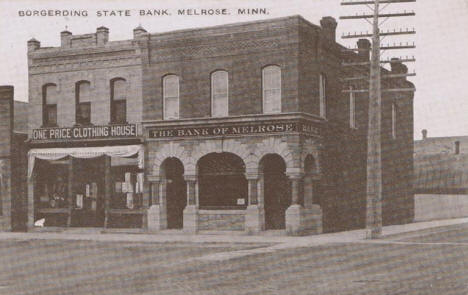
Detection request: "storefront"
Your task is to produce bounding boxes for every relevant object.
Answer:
[27,124,146,229]
[144,113,324,235]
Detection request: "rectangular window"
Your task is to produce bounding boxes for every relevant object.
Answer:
[43,84,58,127]
[349,86,356,129]
[211,71,228,117]
[112,100,127,124]
[392,103,397,139]
[76,102,91,125]
[319,74,327,118]
[45,104,57,126]
[262,66,281,114]
[163,75,180,120]
[111,79,128,123]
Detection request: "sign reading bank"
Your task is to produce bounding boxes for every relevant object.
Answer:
[148,121,321,139]
[31,124,138,141]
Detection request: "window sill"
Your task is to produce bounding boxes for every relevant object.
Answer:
[41,124,58,128]
[109,121,129,125]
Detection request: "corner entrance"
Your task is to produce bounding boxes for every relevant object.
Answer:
[161,158,186,229]
[261,154,290,230]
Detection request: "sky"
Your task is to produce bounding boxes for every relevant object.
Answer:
[0,0,467,139]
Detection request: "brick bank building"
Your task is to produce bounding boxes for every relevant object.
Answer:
[25,15,414,235]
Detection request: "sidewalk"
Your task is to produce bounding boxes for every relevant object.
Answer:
[0,217,467,246]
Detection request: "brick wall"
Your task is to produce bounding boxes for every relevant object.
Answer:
[27,32,143,133]
[142,16,301,121]
[0,86,13,231]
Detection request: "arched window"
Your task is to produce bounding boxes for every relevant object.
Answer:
[163,75,179,120]
[262,65,281,114]
[319,73,327,118]
[211,70,228,117]
[75,81,92,125]
[111,78,127,124]
[42,84,58,127]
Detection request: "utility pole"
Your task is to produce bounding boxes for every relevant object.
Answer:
[340,0,416,239]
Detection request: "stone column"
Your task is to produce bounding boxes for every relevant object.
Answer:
[147,176,167,231]
[183,175,198,233]
[301,173,323,235]
[27,172,35,231]
[103,156,111,228]
[141,176,150,230]
[245,173,265,233]
[285,172,305,235]
[67,158,74,227]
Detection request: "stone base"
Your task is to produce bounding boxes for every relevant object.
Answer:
[244,205,265,234]
[0,217,11,232]
[183,205,198,233]
[147,205,167,231]
[302,205,323,234]
[285,204,323,236]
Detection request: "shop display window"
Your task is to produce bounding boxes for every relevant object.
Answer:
[110,161,144,210]
[35,159,70,209]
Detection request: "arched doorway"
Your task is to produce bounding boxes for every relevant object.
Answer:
[197,153,247,208]
[160,158,185,229]
[261,154,290,229]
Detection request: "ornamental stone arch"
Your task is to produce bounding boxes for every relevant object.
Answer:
[221,139,258,173]
[254,137,295,170]
[191,139,258,174]
[151,142,191,176]
[301,138,322,176]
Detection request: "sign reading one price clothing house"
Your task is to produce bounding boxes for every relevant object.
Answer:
[31,124,138,141]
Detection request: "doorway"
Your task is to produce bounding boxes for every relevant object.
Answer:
[71,157,105,227]
[261,154,290,230]
[162,158,186,229]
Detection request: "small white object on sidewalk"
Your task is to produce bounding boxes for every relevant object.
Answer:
[34,218,45,227]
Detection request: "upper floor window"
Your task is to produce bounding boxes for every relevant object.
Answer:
[211,70,229,117]
[75,81,92,125]
[349,86,356,129]
[392,102,397,139]
[111,78,128,124]
[262,65,281,114]
[42,84,58,127]
[163,75,179,120]
[319,73,327,118]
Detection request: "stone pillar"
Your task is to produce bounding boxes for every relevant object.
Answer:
[27,173,35,231]
[147,176,167,231]
[183,175,198,233]
[245,174,265,233]
[102,156,111,228]
[141,175,150,230]
[285,172,306,235]
[302,173,323,235]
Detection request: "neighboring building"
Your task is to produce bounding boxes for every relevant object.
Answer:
[25,15,414,235]
[414,131,468,221]
[0,86,28,231]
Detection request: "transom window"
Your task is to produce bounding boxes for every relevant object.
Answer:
[163,75,179,120]
[43,84,58,127]
[76,81,92,125]
[211,70,229,117]
[262,65,281,114]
